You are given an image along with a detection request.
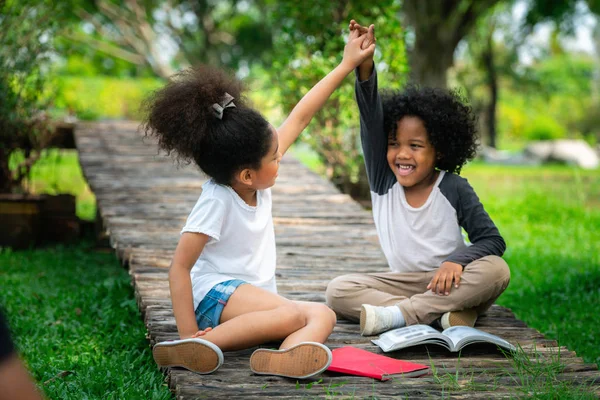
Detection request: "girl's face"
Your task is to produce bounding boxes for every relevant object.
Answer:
[387,116,437,190]
[252,127,282,189]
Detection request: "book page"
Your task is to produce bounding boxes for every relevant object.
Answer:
[442,326,516,352]
[372,325,451,352]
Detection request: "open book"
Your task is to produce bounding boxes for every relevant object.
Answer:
[372,325,516,353]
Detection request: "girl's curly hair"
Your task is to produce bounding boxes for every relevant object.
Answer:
[141,65,272,185]
[381,85,479,174]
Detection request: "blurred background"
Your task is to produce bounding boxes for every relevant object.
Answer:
[1,1,599,398]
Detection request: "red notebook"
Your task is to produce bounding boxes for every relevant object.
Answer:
[327,346,429,381]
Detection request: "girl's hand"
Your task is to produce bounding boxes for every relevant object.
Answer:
[189,327,213,338]
[349,20,376,50]
[427,262,463,296]
[342,23,376,69]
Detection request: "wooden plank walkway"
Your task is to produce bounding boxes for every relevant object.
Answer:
[75,121,599,399]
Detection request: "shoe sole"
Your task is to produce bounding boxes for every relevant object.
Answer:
[360,304,375,336]
[441,309,478,330]
[250,342,332,379]
[153,338,223,374]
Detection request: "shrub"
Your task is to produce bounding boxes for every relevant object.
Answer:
[53,76,164,120]
[523,115,566,141]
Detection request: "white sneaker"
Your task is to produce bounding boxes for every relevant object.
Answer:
[360,304,396,336]
[440,308,478,330]
[153,338,224,374]
[250,342,332,379]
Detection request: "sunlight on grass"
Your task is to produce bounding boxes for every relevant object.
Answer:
[13,149,96,221]
[0,243,171,400]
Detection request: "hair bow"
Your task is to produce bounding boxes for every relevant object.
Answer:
[211,92,236,119]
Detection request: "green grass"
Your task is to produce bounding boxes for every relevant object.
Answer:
[15,149,96,221]
[462,163,600,368]
[0,243,171,399]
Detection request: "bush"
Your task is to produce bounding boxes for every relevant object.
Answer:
[53,76,164,120]
[523,115,566,141]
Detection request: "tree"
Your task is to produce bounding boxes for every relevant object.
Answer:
[402,0,600,89]
[402,0,502,88]
[0,0,69,193]
[65,0,273,78]
[268,1,407,199]
[455,1,600,147]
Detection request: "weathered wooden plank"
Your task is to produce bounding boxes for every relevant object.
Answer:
[75,121,600,399]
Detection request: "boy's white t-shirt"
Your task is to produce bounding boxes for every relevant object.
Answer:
[181,179,277,310]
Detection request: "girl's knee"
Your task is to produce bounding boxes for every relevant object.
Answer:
[276,303,306,331]
[307,303,337,330]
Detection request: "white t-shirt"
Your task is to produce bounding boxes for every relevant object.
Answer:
[181,179,277,310]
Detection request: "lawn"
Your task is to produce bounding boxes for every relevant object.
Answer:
[0,243,171,399]
[462,163,600,368]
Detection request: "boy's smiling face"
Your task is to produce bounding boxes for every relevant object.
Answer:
[387,116,437,190]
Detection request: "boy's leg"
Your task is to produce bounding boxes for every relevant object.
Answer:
[326,271,435,321]
[397,256,510,326]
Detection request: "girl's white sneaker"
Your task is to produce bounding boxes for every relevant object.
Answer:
[153,338,223,374]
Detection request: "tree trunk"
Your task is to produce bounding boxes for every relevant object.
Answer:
[402,0,501,88]
[0,149,12,194]
[482,32,498,148]
[409,38,455,88]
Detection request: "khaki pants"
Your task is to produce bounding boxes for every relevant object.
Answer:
[325,255,510,326]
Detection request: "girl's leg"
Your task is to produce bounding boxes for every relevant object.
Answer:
[198,284,332,351]
[279,301,336,349]
[325,271,434,321]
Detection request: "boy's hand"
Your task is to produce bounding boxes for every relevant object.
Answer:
[349,20,376,50]
[427,262,463,296]
[342,26,376,70]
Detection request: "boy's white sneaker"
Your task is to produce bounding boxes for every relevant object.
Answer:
[360,304,396,336]
[440,308,478,330]
[153,338,224,374]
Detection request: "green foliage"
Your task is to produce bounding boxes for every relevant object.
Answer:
[522,115,567,141]
[269,1,407,195]
[11,149,96,220]
[53,76,163,120]
[0,243,171,399]
[63,0,273,78]
[0,0,69,193]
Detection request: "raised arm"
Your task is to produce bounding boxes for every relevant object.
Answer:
[276,27,375,156]
[351,21,396,195]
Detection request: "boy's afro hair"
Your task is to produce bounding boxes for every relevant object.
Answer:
[381,85,479,174]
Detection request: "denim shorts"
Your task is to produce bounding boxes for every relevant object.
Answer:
[195,279,247,330]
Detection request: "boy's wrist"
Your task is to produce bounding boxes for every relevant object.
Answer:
[357,59,374,81]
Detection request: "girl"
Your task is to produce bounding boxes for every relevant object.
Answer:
[143,27,375,379]
[326,21,510,336]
